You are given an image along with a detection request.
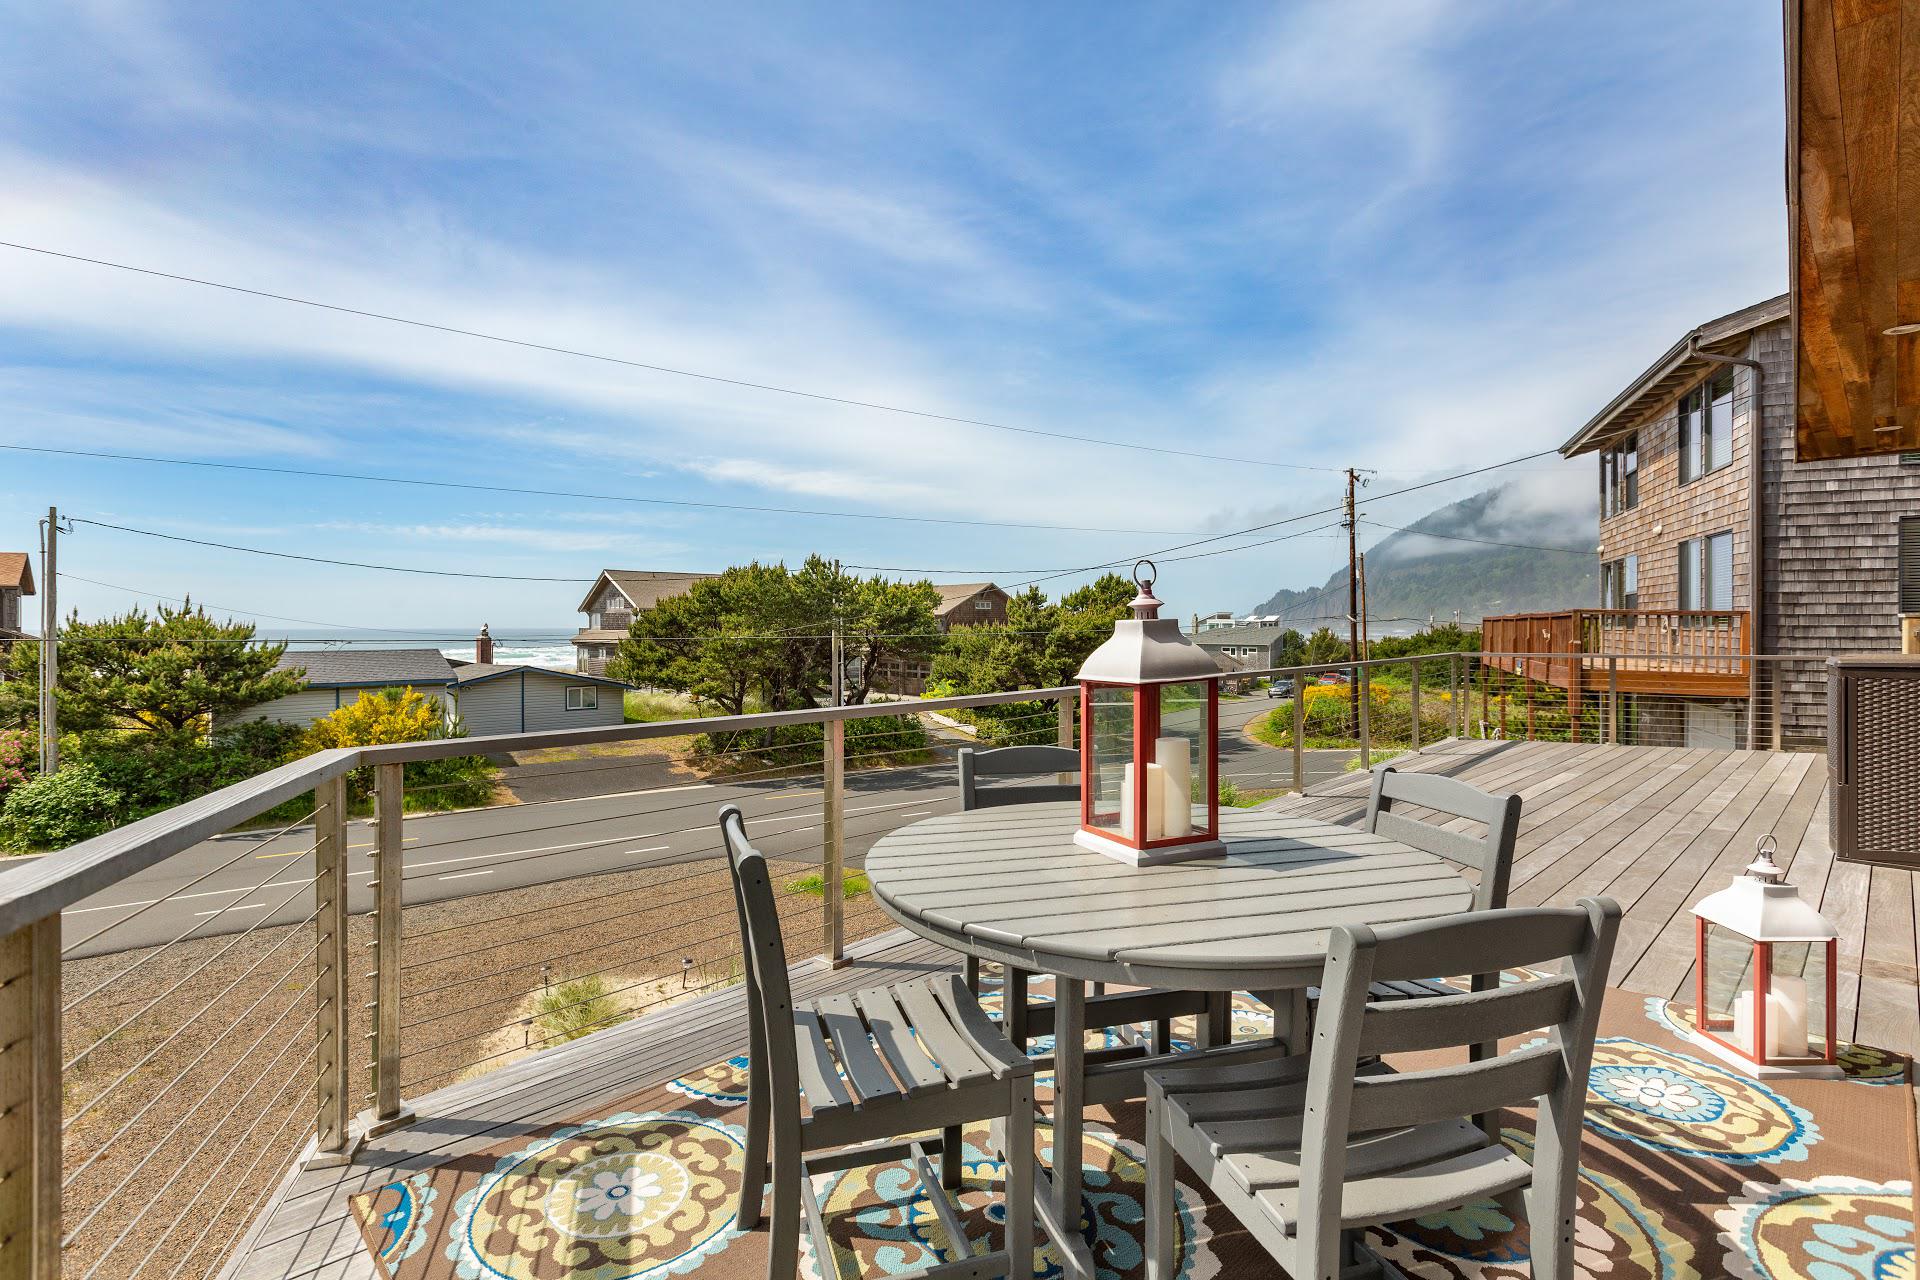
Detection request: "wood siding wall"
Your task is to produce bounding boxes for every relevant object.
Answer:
[1755,319,1920,739]
[1596,368,1755,615]
[453,674,626,735]
[0,588,17,633]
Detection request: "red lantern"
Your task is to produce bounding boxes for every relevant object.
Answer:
[1690,836,1841,1077]
[1074,562,1225,866]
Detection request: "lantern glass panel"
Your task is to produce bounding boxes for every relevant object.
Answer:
[1699,920,1752,1041]
[1759,941,1823,1060]
[1087,686,1134,838]
[1152,682,1211,840]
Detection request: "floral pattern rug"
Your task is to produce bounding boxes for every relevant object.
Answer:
[350,988,1915,1280]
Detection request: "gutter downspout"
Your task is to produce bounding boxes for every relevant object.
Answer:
[1686,335,1772,749]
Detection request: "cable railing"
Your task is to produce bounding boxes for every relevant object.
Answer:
[0,651,1837,1279]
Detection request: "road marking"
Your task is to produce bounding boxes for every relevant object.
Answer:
[195,903,269,917]
[903,810,932,816]
[437,870,495,881]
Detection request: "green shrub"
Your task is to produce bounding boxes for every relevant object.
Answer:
[787,869,871,899]
[693,714,929,771]
[0,763,123,851]
[534,976,625,1043]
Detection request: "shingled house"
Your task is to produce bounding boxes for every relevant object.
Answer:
[0,552,34,674]
[1484,294,1920,746]
[870,582,1011,695]
[572,570,716,675]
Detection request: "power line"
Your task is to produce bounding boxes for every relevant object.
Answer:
[1358,519,1595,555]
[0,443,1191,537]
[0,239,1348,474]
[69,518,595,582]
[55,572,437,635]
[1004,449,1561,589]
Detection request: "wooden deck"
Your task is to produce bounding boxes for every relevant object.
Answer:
[223,741,1918,1280]
[1280,740,1918,1055]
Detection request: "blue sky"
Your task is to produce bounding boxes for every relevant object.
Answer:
[0,2,1787,635]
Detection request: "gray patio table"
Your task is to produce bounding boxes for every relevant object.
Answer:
[863,800,1474,1280]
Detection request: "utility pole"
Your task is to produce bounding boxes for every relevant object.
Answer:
[37,506,58,775]
[829,557,844,707]
[1356,552,1371,661]
[1343,469,1361,733]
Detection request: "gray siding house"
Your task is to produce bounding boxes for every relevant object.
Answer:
[1193,625,1289,670]
[225,649,459,729]
[449,665,629,736]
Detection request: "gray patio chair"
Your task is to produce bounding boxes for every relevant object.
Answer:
[1145,898,1620,1280]
[1336,764,1524,1004]
[720,805,1036,1280]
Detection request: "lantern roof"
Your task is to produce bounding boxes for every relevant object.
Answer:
[1077,618,1223,685]
[1691,843,1836,942]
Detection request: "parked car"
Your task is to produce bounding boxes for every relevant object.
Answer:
[1317,672,1351,685]
[1265,678,1294,699]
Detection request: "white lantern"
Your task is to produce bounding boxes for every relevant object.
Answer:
[1690,836,1841,1077]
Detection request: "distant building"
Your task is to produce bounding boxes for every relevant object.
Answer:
[872,582,1012,696]
[1193,625,1290,672]
[0,552,34,675]
[572,570,717,675]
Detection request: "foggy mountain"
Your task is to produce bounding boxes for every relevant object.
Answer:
[1248,482,1598,630]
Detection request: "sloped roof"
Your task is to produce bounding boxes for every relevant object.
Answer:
[1193,625,1285,648]
[0,553,34,595]
[274,648,455,688]
[932,582,1002,612]
[577,570,716,615]
[451,663,632,689]
[1559,294,1790,458]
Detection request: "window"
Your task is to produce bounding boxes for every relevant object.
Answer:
[1600,435,1638,516]
[1679,371,1736,483]
[974,598,993,610]
[1601,554,1638,611]
[1678,531,1734,610]
[1901,516,1920,614]
[567,686,598,711]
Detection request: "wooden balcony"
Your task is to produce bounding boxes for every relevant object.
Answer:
[1481,608,1752,704]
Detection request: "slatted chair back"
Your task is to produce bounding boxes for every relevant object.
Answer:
[957,744,1080,810]
[1365,765,1521,911]
[1296,899,1619,1274]
[719,805,799,1104]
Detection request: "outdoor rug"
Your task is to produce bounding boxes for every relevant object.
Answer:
[349,987,1916,1280]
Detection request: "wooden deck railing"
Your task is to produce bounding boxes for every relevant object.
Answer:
[1481,609,1752,701]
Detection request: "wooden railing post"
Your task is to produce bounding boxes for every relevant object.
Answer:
[822,719,846,967]
[369,763,411,1132]
[1055,693,1076,784]
[1357,663,1372,770]
[1608,658,1621,745]
[1409,658,1422,752]
[1449,656,1461,740]
[1291,683,1306,793]
[0,915,61,1279]
[313,775,349,1159]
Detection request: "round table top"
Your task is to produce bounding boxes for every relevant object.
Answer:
[864,802,1474,989]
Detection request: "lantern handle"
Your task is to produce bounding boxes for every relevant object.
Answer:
[1129,560,1163,620]
[1746,833,1784,882]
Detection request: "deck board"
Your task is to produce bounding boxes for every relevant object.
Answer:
[223,740,1917,1280]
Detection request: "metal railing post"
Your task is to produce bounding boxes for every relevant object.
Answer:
[1357,663,1373,770]
[1409,658,1422,752]
[0,914,61,1280]
[369,763,410,1132]
[1290,682,1305,793]
[1055,693,1076,784]
[313,775,349,1158]
[822,718,846,967]
[1449,655,1461,739]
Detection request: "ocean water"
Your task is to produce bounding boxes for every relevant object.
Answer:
[271,629,578,671]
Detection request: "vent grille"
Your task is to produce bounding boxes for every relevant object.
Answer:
[1903,516,1920,615]
[1855,675,1920,857]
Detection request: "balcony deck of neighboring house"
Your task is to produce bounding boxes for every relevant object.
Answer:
[217,733,1919,1280]
[1479,608,1754,703]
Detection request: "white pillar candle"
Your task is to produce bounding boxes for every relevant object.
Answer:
[1155,736,1191,839]
[1119,765,1133,840]
[1142,763,1167,842]
[1733,978,1811,1059]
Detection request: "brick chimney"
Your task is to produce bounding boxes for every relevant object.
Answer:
[475,623,494,664]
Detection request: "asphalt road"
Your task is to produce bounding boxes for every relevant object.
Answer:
[59,698,1355,959]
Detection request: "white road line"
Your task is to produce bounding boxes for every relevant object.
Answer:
[437,870,495,881]
[903,810,932,816]
[195,903,269,917]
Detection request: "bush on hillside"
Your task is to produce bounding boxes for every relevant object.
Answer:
[302,690,498,810]
[0,763,123,851]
